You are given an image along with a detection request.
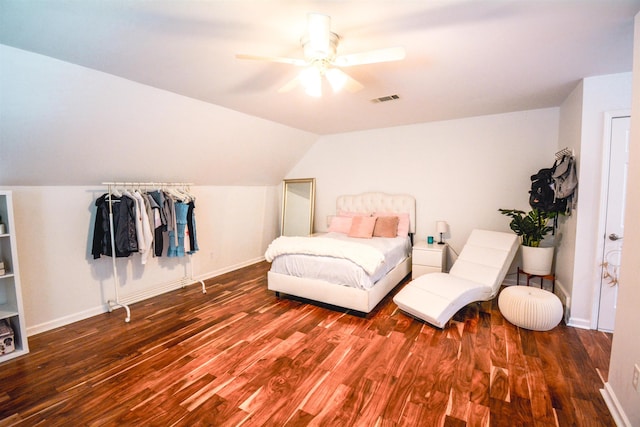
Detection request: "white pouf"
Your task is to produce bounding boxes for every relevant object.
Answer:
[498,286,563,331]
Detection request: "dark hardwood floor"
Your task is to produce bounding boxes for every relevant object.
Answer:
[0,261,614,426]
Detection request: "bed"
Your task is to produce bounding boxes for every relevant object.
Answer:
[265,192,416,313]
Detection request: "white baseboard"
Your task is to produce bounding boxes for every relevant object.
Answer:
[195,256,265,283]
[566,317,592,329]
[502,276,517,286]
[601,382,633,427]
[27,306,108,336]
[28,257,267,336]
[551,279,594,329]
[553,280,572,325]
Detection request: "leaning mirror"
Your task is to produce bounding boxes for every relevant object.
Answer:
[281,178,315,236]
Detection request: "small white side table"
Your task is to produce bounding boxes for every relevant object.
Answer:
[412,241,447,279]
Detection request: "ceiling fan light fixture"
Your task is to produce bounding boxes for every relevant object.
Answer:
[305,13,332,58]
[299,66,323,97]
[237,13,405,97]
[302,33,339,60]
[325,68,347,93]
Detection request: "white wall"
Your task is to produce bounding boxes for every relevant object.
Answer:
[556,81,584,317]
[561,73,633,329]
[605,13,640,426]
[287,108,559,270]
[2,185,279,334]
[0,44,314,334]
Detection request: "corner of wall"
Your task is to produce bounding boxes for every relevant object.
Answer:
[554,279,572,325]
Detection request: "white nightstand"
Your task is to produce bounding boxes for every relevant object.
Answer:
[412,241,447,279]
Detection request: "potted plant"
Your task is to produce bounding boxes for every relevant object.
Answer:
[498,208,556,275]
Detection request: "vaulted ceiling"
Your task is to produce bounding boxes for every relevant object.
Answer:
[2,0,639,135]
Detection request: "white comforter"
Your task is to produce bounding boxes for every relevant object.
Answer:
[264,235,385,275]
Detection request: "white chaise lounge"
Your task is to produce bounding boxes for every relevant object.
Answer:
[393,229,519,328]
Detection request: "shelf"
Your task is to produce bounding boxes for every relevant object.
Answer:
[0,348,28,363]
[0,304,19,320]
[0,191,28,362]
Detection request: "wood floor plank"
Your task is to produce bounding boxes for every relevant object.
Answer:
[490,323,508,370]
[489,366,510,402]
[448,331,476,421]
[423,390,449,426]
[467,402,490,427]
[0,263,615,426]
[470,369,490,406]
[525,355,556,425]
[473,312,492,374]
[379,351,422,422]
[574,329,612,383]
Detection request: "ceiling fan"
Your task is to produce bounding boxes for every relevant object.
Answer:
[236,13,406,97]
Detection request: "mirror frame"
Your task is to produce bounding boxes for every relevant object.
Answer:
[281,178,316,236]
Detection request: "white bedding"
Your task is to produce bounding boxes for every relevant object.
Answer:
[269,232,411,290]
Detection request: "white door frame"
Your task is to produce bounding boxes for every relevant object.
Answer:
[591,109,631,330]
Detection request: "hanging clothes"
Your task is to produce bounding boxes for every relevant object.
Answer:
[168,201,189,257]
[186,200,199,254]
[123,189,146,258]
[145,192,164,257]
[164,191,177,249]
[92,193,138,258]
[132,190,154,264]
[92,185,200,260]
[148,190,169,256]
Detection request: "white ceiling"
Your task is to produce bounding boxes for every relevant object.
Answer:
[1,0,639,135]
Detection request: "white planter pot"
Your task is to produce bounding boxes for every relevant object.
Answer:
[521,246,554,276]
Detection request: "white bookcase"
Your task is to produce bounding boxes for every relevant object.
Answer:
[0,191,29,362]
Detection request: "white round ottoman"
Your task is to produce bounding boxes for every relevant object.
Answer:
[498,286,563,331]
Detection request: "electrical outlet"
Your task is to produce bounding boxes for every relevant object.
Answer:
[633,364,640,392]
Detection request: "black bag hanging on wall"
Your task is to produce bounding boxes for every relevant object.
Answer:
[529,164,568,214]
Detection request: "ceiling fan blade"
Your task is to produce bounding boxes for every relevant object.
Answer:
[333,47,406,67]
[236,53,306,66]
[325,68,364,93]
[343,74,364,93]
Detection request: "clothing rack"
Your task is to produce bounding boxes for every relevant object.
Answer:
[555,147,573,160]
[102,181,206,322]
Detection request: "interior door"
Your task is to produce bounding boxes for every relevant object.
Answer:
[597,115,630,332]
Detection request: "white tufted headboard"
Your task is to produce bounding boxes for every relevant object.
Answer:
[336,192,416,234]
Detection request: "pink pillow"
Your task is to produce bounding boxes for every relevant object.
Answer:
[374,212,410,236]
[373,216,400,238]
[328,216,353,234]
[348,216,377,238]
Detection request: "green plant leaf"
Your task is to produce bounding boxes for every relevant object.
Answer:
[498,208,556,246]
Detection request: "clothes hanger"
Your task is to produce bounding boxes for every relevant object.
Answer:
[121,185,132,197]
[176,185,192,202]
[183,185,194,198]
[163,185,184,201]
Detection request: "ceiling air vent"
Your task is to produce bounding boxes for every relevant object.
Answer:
[371,94,400,103]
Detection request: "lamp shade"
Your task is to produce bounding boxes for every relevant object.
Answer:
[436,221,449,234]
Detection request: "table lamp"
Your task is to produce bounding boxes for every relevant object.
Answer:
[436,221,449,245]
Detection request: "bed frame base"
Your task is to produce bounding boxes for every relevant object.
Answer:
[268,256,411,314]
